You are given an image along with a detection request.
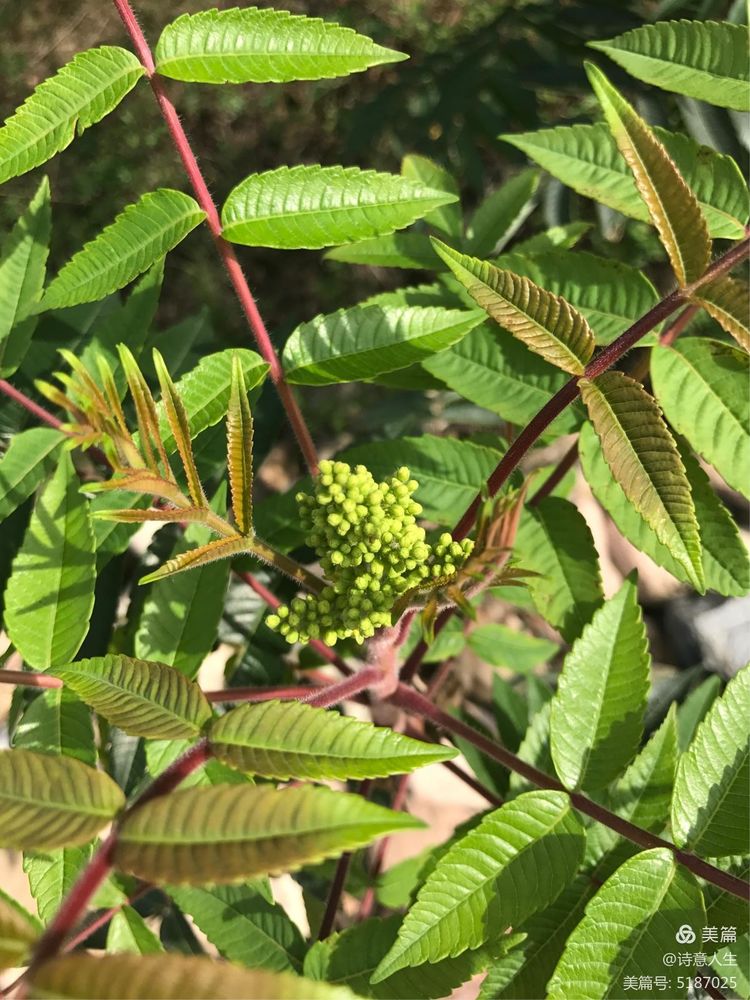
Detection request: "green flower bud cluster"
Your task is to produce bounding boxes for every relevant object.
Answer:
[267,460,473,646]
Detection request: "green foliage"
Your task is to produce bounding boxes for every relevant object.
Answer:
[107,906,164,955]
[0,890,38,969]
[0,427,64,522]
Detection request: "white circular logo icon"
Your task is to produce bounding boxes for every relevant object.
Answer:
[676,924,696,944]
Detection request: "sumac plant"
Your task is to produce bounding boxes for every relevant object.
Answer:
[0,5,747,999]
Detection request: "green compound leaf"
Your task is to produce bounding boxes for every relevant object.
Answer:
[168,883,305,973]
[580,421,750,597]
[501,122,748,240]
[589,20,750,112]
[580,370,704,591]
[550,576,649,792]
[340,434,502,526]
[466,169,540,258]
[0,749,124,851]
[153,348,206,508]
[513,497,604,643]
[325,232,442,270]
[208,700,455,781]
[227,354,254,535]
[51,654,213,740]
[115,784,421,884]
[433,240,594,375]
[23,846,92,925]
[0,427,64,522]
[42,189,205,309]
[585,64,711,288]
[106,906,163,955]
[28,953,359,1000]
[467,623,558,673]
[0,176,51,377]
[372,791,585,981]
[157,348,268,451]
[0,890,38,970]
[694,277,750,353]
[672,666,750,857]
[4,452,96,669]
[423,323,580,435]
[650,337,750,500]
[495,250,658,346]
[14,686,95,767]
[402,154,461,239]
[548,849,705,999]
[221,165,457,249]
[155,7,405,84]
[282,304,483,385]
[0,46,144,185]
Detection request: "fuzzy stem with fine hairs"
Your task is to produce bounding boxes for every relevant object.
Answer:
[112,0,319,475]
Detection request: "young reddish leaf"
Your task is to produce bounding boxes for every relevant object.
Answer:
[90,506,215,526]
[153,348,207,509]
[227,353,254,535]
[86,471,191,510]
[432,239,595,375]
[138,534,251,585]
[579,371,704,591]
[693,277,749,353]
[118,344,172,477]
[585,63,711,287]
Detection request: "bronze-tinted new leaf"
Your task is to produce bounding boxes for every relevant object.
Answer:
[119,344,172,477]
[693,277,749,353]
[153,349,207,508]
[586,63,711,287]
[139,534,251,585]
[86,471,191,510]
[226,353,254,535]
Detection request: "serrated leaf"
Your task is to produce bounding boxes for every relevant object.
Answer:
[502,122,748,240]
[52,654,212,740]
[423,324,581,435]
[402,154,461,238]
[23,846,92,925]
[433,240,594,374]
[0,891,38,969]
[42,189,205,309]
[135,519,232,677]
[305,914,492,1000]
[513,497,604,643]
[650,336,750,500]
[590,20,750,112]
[509,702,554,799]
[550,576,649,792]
[326,232,442,270]
[282,304,483,385]
[0,748,123,850]
[466,169,540,257]
[153,349,206,507]
[0,46,143,185]
[510,221,591,254]
[208,699,455,781]
[0,427,64,522]
[226,354,253,535]
[14,687,95,766]
[693,277,750,353]
[372,790,585,981]
[672,666,749,857]
[467,623,558,672]
[580,370,703,591]
[495,250,659,346]
[548,848,705,999]
[586,64,711,287]
[580,421,750,596]
[115,784,420,884]
[106,906,163,955]
[4,452,96,668]
[0,176,51,377]
[168,883,305,973]
[340,434,502,526]
[677,675,722,751]
[221,165,457,250]
[155,7,405,84]
[28,953,359,1000]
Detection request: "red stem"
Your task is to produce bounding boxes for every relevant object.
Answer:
[112,0,319,475]
[204,683,325,703]
[358,773,410,921]
[390,684,750,900]
[62,883,153,953]
[530,440,579,507]
[0,669,62,689]
[303,666,381,708]
[0,380,62,428]
[441,758,504,807]
[318,779,374,939]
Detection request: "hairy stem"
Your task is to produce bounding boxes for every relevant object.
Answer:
[0,379,61,428]
[318,779,373,939]
[0,669,62,689]
[249,537,327,595]
[112,0,319,475]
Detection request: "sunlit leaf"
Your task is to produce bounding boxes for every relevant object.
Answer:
[115,784,420,884]
[0,427,64,523]
[106,906,163,955]
[153,348,207,508]
[155,7,405,84]
[14,687,95,767]
[42,190,205,309]
[226,354,254,535]
[693,277,750,353]
[0,890,38,970]
[325,232,442,270]
[590,20,749,111]
[4,452,96,668]
[579,370,703,591]
[23,846,92,925]
[221,165,457,249]
[0,47,144,184]
[467,623,558,672]
[672,666,749,857]
[402,154,461,238]
[465,169,540,257]
[0,749,123,850]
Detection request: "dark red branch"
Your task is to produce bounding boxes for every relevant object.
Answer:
[0,380,62,428]
[530,440,579,507]
[0,669,62,689]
